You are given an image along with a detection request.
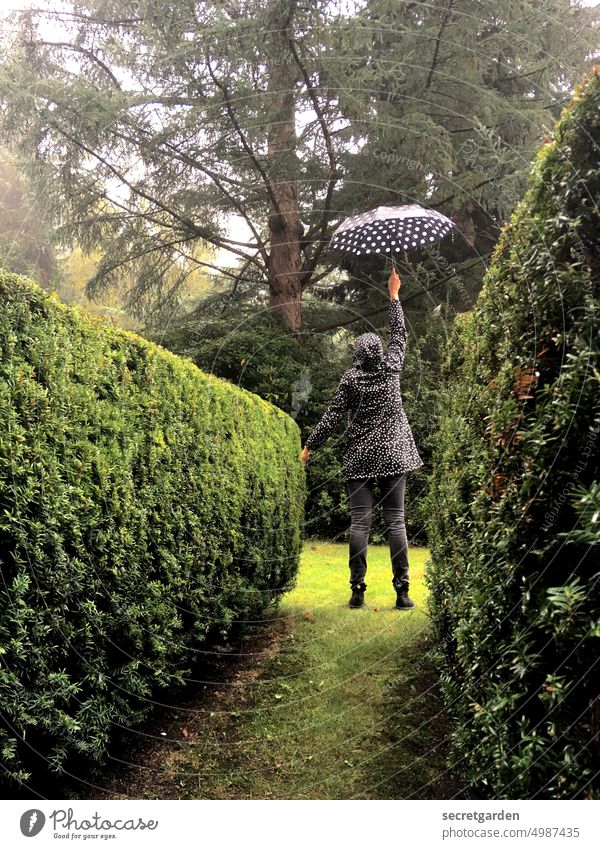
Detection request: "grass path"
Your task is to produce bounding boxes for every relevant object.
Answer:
[86,542,464,800]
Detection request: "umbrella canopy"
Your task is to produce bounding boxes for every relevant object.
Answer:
[328,203,455,256]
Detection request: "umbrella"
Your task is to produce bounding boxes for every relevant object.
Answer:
[328,203,455,257]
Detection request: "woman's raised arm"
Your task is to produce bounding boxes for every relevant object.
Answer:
[385,268,407,372]
[301,373,350,461]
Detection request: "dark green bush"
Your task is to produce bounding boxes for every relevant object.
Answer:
[0,272,305,787]
[426,67,600,799]
[156,304,355,539]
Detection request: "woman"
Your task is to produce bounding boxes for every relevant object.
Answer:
[300,268,423,610]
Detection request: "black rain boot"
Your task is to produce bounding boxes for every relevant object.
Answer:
[349,583,366,609]
[394,582,414,610]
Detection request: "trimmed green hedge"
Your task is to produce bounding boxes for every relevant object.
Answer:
[426,68,599,798]
[0,272,305,786]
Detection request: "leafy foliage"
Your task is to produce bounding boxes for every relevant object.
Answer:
[0,271,305,788]
[426,67,600,798]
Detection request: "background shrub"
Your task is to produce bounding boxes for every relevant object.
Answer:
[0,273,305,788]
[425,68,599,799]
[158,284,448,547]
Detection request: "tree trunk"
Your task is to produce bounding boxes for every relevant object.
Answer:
[266,0,303,331]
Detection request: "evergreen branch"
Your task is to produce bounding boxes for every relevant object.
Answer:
[287,35,339,280]
[431,176,498,209]
[205,55,281,215]
[300,243,336,291]
[107,123,269,264]
[30,40,122,88]
[124,255,200,321]
[88,236,238,280]
[128,95,209,107]
[174,250,246,284]
[21,9,143,26]
[110,124,245,189]
[425,0,455,91]
[48,121,266,271]
[227,262,268,313]
[86,235,234,286]
[301,262,338,289]
[497,63,555,84]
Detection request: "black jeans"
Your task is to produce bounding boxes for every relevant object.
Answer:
[346,474,409,591]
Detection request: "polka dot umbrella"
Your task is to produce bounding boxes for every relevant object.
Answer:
[328,203,455,256]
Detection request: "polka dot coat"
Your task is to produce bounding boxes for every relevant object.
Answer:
[304,298,424,480]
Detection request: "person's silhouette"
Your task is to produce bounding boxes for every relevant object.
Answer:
[301,268,423,609]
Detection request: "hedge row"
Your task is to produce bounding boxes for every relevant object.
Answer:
[0,273,305,787]
[426,68,599,798]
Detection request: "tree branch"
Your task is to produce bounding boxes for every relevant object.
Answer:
[431,176,498,209]
[287,35,339,281]
[425,0,455,91]
[48,121,266,271]
[205,55,281,215]
[114,123,246,189]
[22,9,143,26]
[30,40,122,88]
[172,248,249,284]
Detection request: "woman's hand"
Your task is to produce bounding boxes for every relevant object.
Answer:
[388,267,401,300]
[300,446,310,464]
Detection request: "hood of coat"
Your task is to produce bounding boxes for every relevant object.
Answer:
[351,331,384,371]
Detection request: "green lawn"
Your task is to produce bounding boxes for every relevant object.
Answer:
[90,542,463,800]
